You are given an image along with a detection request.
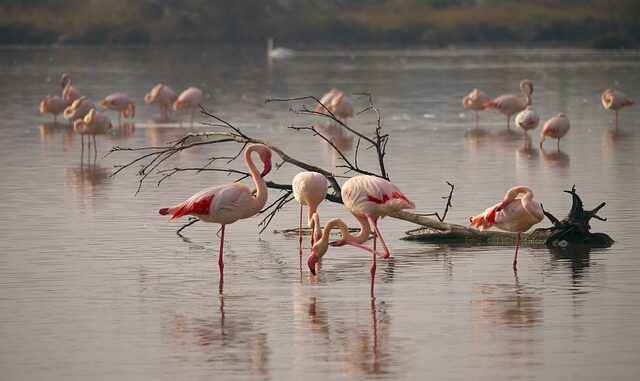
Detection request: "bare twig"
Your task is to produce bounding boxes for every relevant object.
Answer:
[417,181,454,222]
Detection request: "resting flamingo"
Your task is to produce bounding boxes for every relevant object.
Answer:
[145,84,178,121]
[60,73,82,103]
[73,109,113,160]
[64,96,96,121]
[469,186,544,270]
[39,95,68,123]
[308,175,414,297]
[174,87,204,126]
[315,89,355,121]
[515,106,539,142]
[601,89,634,131]
[292,171,328,251]
[484,79,534,129]
[158,144,272,291]
[540,113,570,150]
[100,93,135,124]
[462,88,489,126]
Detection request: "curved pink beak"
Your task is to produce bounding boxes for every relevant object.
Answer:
[307,252,318,276]
[261,159,272,177]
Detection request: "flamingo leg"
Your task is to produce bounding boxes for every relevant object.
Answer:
[506,115,511,130]
[93,135,98,162]
[513,232,521,270]
[475,110,479,128]
[369,216,390,259]
[557,138,560,151]
[218,224,225,293]
[190,108,195,126]
[615,110,619,132]
[298,204,303,251]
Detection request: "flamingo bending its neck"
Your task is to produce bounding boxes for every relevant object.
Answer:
[174,87,204,126]
[73,109,113,161]
[484,79,534,130]
[60,73,82,104]
[469,186,544,269]
[601,89,634,131]
[39,95,68,123]
[462,88,489,126]
[315,89,355,121]
[292,171,328,252]
[540,113,570,150]
[515,106,539,142]
[309,175,414,297]
[100,93,135,124]
[158,144,272,292]
[145,84,178,121]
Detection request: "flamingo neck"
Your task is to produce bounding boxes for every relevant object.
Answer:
[503,186,533,204]
[321,215,370,245]
[242,146,267,218]
[520,82,532,107]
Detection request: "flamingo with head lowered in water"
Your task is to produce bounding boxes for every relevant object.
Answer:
[292,171,328,252]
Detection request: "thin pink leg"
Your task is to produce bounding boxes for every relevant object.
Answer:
[93,135,97,162]
[80,135,85,164]
[475,110,479,128]
[298,205,303,251]
[615,111,619,132]
[369,216,379,299]
[507,115,510,130]
[513,232,521,270]
[369,217,390,259]
[218,225,225,293]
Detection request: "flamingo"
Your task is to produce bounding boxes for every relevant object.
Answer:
[39,95,68,123]
[100,93,135,124]
[515,106,539,142]
[601,89,634,131]
[174,87,204,126]
[469,186,544,270]
[145,84,178,121]
[309,175,414,297]
[292,171,329,251]
[540,113,570,150]
[60,73,82,103]
[158,144,273,290]
[483,79,534,130]
[315,89,355,121]
[64,96,97,121]
[73,109,113,160]
[462,88,489,126]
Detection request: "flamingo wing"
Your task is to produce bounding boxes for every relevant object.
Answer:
[160,183,251,224]
[342,176,414,217]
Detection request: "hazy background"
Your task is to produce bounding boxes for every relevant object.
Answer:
[2,0,639,48]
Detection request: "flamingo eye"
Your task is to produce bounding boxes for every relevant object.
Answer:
[469,217,473,222]
[496,207,502,212]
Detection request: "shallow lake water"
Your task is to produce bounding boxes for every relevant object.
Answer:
[1,46,639,380]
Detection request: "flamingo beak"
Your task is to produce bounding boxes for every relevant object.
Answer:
[261,159,272,177]
[468,215,483,228]
[307,252,318,276]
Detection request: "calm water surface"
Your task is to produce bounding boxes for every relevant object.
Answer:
[1,46,640,380]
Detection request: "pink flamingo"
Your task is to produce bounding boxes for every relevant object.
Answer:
[64,96,96,121]
[540,113,570,150]
[469,186,544,269]
[60,73,82,104]
[292,171,328,251]
[484,79,534,130]
[601,89,634,131]
[39,95,68,123]
[174,87,204,126]
[100,93,135,124]
[158,144,272,291]
[73,109,113,161]
[145,84,178,121]
[515,106,539,142]
[462,88,489,126]
[315,89,355,121]
[309,175,414,297]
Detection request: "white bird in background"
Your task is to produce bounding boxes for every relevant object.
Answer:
[64,96,97,121]
[60,73,82,104]
[484,79,534,130]
[540,113,570,150]
[174,87,204,126]
[462,88,489,126]
[39,95,68,123]
[100,93,135,124]
[601,89,634,131]
[515,106,539,142]
[145,84,178,121]
[267,37,294,59]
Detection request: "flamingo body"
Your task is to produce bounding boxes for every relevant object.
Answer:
[73,109,112,136]
[292,172,328,247]
[64,97,96,121]
[342,175,415,219]
[515,106,539,132]
[101,93,135,122]
[462,89,489,111]
[174,87,204,125]
[540,113,570,149]
[39,95,68,121]
[315,89,354,120]
[484,80,534,129]
[601,89,634,112]
[145,84,178,119]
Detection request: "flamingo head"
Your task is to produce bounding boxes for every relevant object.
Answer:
[60,73,70,88]
[73,119,85,134]
[257,146,272,177]
[469,204,500,230]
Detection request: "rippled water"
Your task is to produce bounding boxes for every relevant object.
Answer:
[1,46,640,380]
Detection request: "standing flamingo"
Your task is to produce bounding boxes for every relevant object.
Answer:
[145,84,178,121]
[515,106,539,142]
[315,89,355,121]
[308,175,414,297]
[540,113,570,150]
[174,87,204,126]
[462,88,489,126]
[469,186,544,269]
[73,109,113,161]
[64,96,97,121]
[158,144,273,291]
[39,95,68,123]
[484,79,534,130]
[292,172,329,251]
[60,73,82,103]
[100,93,135,124]
[601,89,634,131]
